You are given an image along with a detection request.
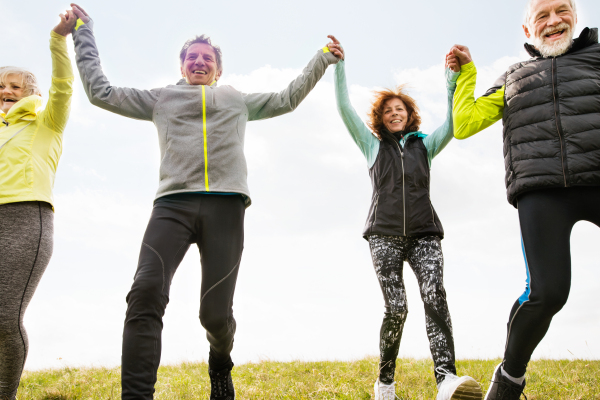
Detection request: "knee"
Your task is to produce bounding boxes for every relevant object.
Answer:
[0,312,19,339]
[534,287,569,316]
[200,308,231,335]
[126,280,167,317]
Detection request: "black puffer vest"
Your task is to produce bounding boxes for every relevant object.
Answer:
[500,28,600,206]
[363,134,444,239]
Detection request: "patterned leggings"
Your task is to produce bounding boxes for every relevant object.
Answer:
[368,235,455,385]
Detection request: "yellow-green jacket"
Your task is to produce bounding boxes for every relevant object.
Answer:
[0,31,74,208]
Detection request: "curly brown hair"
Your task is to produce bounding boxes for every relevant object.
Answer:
[367,85,421,139]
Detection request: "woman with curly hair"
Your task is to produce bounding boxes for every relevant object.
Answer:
[0,10,76,400]
[328,35,482,400]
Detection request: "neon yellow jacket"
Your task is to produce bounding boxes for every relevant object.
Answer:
[453,62,505,139]
[0,31,74,208]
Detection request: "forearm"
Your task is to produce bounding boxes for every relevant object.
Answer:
[424,68,460,161]
[334,60,379,166]
[453,62,504,139]
[72,20,157,120]
[245,48,338,120]
[43,31,74,132]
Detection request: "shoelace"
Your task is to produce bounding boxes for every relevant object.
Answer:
[377,382,399,400]
[210,370,231,397]
[492,378,528,400]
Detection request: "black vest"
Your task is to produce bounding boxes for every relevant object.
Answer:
[363,135,444,239]
[501,28,600,206]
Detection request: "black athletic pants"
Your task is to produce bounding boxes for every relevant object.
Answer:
[503,186,600,378]
[121,193,245,400]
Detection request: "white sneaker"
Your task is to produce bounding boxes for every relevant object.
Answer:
[374,379,398,400]
[436,369,483,400]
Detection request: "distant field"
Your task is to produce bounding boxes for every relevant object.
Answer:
[18,357,600,399]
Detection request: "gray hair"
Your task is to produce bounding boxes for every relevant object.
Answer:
[0,66,41,97]
[524,0,577,25]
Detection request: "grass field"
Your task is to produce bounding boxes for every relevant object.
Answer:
[18,357,600,399]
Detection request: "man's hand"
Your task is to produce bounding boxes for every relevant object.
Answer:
[446,51,460,72]
[449,45,473,68]
[70,3,91,23]
[52,9,77,36]
[326,35,344,60]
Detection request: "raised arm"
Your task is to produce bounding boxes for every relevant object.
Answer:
[41,10,76,133]
[71,5,159,121]
[242,41,340,121]
[422,67,461,164]
[450,45,505,140]
[334,58,379,168]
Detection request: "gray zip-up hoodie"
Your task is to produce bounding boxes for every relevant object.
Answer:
[72,20,339,207]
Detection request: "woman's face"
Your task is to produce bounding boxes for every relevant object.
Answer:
[0,74,26,114]
[382,98,409,134]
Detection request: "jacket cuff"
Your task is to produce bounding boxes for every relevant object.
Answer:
[322,48,339,65]
[460,61,475,72]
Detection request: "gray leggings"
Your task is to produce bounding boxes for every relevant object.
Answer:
[0,202,53,400]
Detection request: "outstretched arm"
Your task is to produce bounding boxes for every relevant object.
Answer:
[333,51,379,168]
[243,37,342,121]
[70,4,159,121]
[41,10,76,133]
[450,45,504,139]
[422,66,461,164]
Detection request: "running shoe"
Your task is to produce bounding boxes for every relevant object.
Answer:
[483,363,526,400]
[436,368,483,400]
[209,365,235,400]
[374,378,398,400]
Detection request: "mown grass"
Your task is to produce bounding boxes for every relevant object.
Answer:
[18,357,600,399]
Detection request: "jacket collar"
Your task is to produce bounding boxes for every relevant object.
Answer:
[1,95,41,125]
[524,27,598,58]
[176,78,219,87]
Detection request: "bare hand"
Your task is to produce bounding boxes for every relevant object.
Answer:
[52,9,77,36]
[70,3,91,23]
[326,35,344,60]
[445,52,460,73]
[450,44,473,67]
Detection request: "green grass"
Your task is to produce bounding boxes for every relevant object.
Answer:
[17,358,600,399]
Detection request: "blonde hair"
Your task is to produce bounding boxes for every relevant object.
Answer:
[0,66,41,97]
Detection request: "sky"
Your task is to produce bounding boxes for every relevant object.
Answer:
[2,0,600,372]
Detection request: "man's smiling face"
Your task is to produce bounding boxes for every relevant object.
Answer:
[0,74,26,114]
[524,0,577,57]
[181,43,222,86]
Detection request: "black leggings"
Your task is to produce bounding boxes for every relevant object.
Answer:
[368,235,455,385]
[121,193,245,400]
[503,186,600,377]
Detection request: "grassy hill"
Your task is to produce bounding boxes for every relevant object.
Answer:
[18,357,600,399]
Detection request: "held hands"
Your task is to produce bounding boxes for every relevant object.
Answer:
[52,9,77,36]
[70,3,91,23]
[445,45,472,72]
[326,35,344,60]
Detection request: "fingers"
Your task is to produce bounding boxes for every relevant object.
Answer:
[70,3,89,16]
[327,35,340,45]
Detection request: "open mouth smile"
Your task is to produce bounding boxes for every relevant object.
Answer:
[545,30,565,39]
[192,70,207,75]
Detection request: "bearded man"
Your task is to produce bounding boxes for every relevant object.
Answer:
[447,0,600,399]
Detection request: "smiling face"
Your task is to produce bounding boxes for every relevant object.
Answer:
[382,98,409,134]
[524,0,577,57]
[180,43,222,86]
[0,74,26,114]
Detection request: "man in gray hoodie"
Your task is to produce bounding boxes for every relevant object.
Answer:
[70,4,343,400]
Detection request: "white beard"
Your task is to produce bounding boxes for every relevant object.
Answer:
[531,22,574,57]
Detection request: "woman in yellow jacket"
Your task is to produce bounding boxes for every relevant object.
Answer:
[0,11,76,400]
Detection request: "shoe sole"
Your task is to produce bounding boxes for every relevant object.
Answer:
[451,379,483,400]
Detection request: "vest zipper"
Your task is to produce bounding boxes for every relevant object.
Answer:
[394,141,406,236]
[551,58,568,187]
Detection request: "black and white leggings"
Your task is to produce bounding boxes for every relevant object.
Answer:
[0,202,54,400]
[368,234,455,385]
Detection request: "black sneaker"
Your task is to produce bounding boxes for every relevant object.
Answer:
[209,364,235,400]
[484,363,526,400]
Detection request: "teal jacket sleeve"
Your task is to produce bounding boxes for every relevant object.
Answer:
[334,60,380,169]
[423,68,461,165]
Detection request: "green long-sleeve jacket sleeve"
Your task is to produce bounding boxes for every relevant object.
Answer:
[334,60,460,168]
[453,62,505,139]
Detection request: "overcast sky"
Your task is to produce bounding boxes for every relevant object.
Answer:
[3,0,600,371]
